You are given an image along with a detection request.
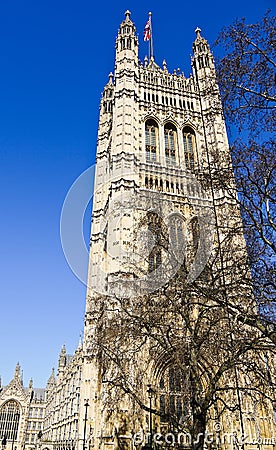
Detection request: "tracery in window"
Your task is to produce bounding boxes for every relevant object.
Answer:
[148,250,162,273]
[169,214,186,264]
[183,126,196,170]
[147,212,166,273]
[191,217,200,255]
[164,123,177,165]
[159,367,189,423]
[145,119,159,162]
[0,400,20,441]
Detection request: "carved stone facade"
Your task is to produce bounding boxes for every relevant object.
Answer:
[1,10,275,450]
[0,364,45,450]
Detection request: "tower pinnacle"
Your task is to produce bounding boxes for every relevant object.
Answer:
[124,10,131,21]
[195,26,202,38]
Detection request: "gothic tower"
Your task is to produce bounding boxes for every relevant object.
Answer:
[79,11,275,450]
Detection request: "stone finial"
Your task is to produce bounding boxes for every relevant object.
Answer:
[47,367,55,387]
[14,362,21,380]
[163,59,168,72]
[195,27,202,38]
[29,378,33,389]
[76,334,83,351]
[60,344,66,355]
[125,10,131,21]
[144,55,148,67]
[58,344,67,371]
[108,72,113,84]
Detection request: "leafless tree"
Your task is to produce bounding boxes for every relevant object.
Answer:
[215,11,276,327]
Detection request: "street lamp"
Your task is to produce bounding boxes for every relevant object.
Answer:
[83,401,89,450]
[37,430,42,450]
[147,385,154,450]
[1,435,7,450]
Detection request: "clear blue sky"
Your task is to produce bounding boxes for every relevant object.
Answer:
[0,0,274,388]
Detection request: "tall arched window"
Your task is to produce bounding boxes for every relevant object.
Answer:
[164,123,177,165]
[147,212,166,273]
[148,250,162,273]
[0,400,20,441]
[159,367,189,424]
[183,127,196,170]
[191,217,200,255]
[169,214,187,271]
[145,119,158,162]
[169,214,186,261]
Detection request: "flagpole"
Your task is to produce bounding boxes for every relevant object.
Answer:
[149,12,154,60]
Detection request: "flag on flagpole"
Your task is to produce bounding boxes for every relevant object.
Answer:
[144,18,151,41]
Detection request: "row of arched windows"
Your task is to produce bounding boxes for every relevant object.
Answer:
[145,119,197,169]
[119,37,132,51]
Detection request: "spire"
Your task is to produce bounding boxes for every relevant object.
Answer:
[58,345,67,375]
[124,10,131,21]
[195,26,202,38]
[108,72,113,85]
[192,27,215,75]
[77,334,83,351]
[47,368,56,388]
[14,362,22,382]
[115,10,138,62]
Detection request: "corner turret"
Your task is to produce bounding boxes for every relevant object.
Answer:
[14,362,23,385]
[58,345,67,376]
[115,10,138,71]
[191,27,215,80]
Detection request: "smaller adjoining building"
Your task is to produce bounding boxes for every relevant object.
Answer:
[0,343,83,450]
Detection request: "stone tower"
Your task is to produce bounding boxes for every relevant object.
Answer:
[78,11,275,450]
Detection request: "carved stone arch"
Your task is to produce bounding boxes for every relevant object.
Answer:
[167,211,186,223]
[150,350,214,427]
[151,349,215,391]
[143,113,161,125]
[162,116,179,129]
[181,120,197,133]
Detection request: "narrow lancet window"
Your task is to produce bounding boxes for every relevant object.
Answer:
[183,127,196,170]
[145,119,158,162]
[164,123,177,165]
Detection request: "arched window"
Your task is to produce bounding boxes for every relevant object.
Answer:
[159,367,189,423]
[145,119,158,162]
[191,217,200,254]
[170,217,184,250]
[147,212,166,273]
[0,400,20,441]
[183,127,196,170]
[164,123,177,165]
[149,250,162,273]
[169,214,186,265]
